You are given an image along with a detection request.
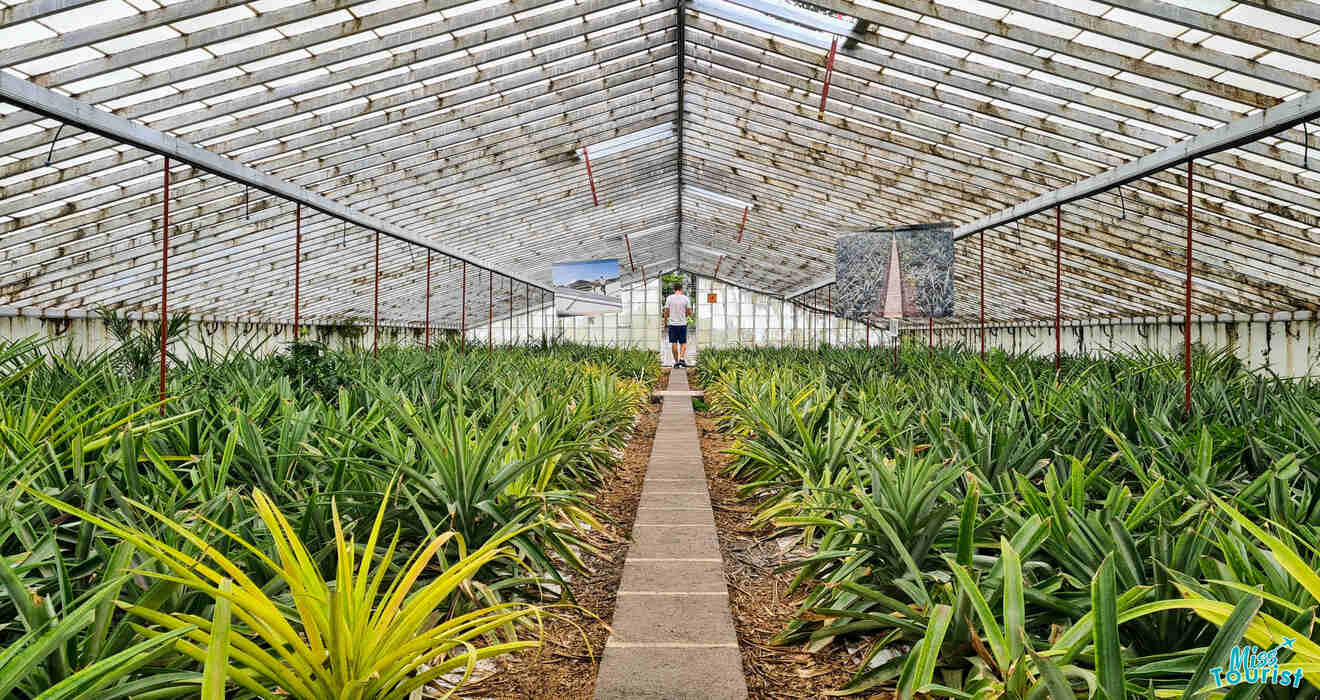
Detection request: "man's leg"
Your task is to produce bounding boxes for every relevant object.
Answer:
[670,341,680,366]
[678,342,687,364]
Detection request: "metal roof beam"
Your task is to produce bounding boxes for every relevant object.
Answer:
[970,0,1318,95]
[1098,0,1320,67]
[0,72,554,294]
[955,87,1320,240]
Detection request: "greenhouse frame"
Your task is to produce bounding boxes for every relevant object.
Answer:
[3,0,1320,697]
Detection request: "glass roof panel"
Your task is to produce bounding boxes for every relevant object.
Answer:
[1198,34,1267,59]
[93,25,180,53]
[1220,4,1318,37]
[13,46,103,75]
[39,0,136,33]
[3,0,1320,318]
[169,6,255,34]
[1101,7,1185,36]
[1072,30,1149,58]
[1212,71,1295,99]
[0,20,56,48]
[1004,10,1082,39]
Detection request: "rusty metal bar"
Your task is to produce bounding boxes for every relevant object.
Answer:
[461,261,467,352]
[624,234,635,270]
[735,205,749,242]
[159,157,169,414]
[1185,160,1194,415]
[818,35,838,119]
[373,229,380,359]
[809,290,815,348]
[583,145,599,206]
[293,203,302,340]
[424,251,432,350]
[1055,206,1062,375]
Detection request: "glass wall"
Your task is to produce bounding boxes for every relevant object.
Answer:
[463,274,889,349]
[694,275,876,349]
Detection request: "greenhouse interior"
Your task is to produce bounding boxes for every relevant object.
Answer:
[3,0,1320,696]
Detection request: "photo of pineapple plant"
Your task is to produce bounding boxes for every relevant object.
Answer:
[0,334,658,698]
[693,343,1320,699]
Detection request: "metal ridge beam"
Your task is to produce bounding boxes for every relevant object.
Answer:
[954,88,1320,241]
[675,0,688,271]
[0,73,555,294]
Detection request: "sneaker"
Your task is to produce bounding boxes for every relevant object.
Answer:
[675,360,686,368]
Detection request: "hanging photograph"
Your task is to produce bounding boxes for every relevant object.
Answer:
[835,223,955,322]
[553,258,623,316]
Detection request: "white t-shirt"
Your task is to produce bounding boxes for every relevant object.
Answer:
[665,292,690,326]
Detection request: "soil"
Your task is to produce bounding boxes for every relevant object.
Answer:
[468,367,878,699]
[463,369,667,699]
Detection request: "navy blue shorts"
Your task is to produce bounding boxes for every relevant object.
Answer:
[667,324,688,343]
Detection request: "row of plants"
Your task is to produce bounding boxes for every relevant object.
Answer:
[1,332,658,697]
[696,343,1320,698]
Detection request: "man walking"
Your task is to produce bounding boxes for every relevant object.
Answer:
[663,282,693,368]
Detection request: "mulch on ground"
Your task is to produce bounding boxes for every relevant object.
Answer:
[463,369,668,699]
[692,409,866,699]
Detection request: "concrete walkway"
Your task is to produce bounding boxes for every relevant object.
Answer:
[660,332,697,367]
[594,369,747,700]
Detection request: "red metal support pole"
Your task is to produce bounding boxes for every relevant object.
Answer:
[373,230,380,359]
[713,255,724,281]
[818,36,838,119]
[624,234,635,270]
[159,158,169,414]
[461,261,467,352]
[424,251,432,350]
[1055,206,1062,376]
[736,206,749,243]
[583,146,599,206]
[1185,160,1194,416]
[488,269,494,352]
[827,285,832,345]
[293,204,302,340]
[809,291,815,348]
[979,227,986,364]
